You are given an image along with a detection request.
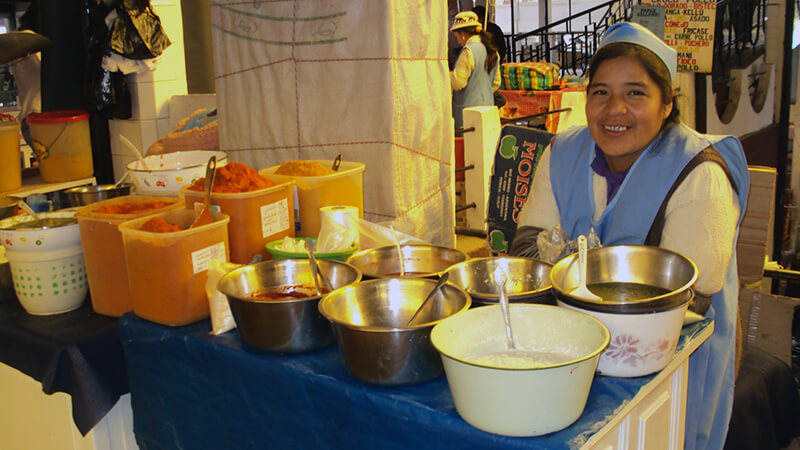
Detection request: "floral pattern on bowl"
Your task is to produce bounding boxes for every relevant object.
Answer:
[557,300,689,377]
[602,334,674,370]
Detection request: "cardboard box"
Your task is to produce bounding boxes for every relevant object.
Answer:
[738,286,799,366]
[736,166,777,285]
[486,125,553,253]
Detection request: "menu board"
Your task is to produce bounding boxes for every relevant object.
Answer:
[642,0,717,73]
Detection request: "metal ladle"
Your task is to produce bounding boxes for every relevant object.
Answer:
[406,272,449,326]
[305,238,332,294]
[331,154,342,172]
[495,268,516,350]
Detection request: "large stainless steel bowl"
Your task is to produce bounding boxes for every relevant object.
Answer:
[549,245,697,313]
[60,183,133,207]
[218,258,361,353]
[443,256,554,305]
[345,244,468,279]
[318,278,471,386]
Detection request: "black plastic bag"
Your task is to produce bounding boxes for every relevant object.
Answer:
[84,0,132,119]
[110,0,171,60]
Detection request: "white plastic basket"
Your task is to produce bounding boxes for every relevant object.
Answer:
[5,245,87,315]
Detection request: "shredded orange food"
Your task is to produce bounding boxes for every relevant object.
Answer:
[140,217,184,233]
[187,162,275,193]
[274,160,334,177]
[93,200,175,215]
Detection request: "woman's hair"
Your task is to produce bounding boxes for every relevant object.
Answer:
[586,42,680,125]
[458,26,499,74]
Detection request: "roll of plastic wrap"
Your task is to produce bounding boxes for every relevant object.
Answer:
[317,205,360,252]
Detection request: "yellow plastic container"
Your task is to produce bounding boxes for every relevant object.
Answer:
[259,160,365,237]
[76,196,184,317]
[27,110,94,182]
[180,180,294,264]
[0,115,21,193]
[120,209,230,326]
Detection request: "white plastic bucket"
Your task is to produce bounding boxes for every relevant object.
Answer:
[6,245,87,315]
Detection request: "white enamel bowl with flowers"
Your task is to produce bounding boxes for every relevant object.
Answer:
[550,245,698,377]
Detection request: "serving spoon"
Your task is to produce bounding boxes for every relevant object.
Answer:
[406,272,449,326]
[305,238,332,294]
[189,156,216,228]
[495,268,516,350]
[570,235,602,301]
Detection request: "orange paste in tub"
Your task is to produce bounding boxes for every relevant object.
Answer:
[187,162,275,193]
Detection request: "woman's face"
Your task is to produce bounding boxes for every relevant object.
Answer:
[454,30,469,46]
[585,55,673,173]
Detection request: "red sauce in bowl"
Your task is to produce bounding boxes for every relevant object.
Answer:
[249,285,330,300]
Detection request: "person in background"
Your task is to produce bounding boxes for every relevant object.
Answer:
[472,5,507,108]
[449,11,501,131]
[508,22,749,450]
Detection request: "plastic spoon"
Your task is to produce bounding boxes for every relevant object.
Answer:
[570,235,602,301]
[495,268,516,350]
[119,134,149,170]
[407,272,449,326]
[16,200,42,226]
[305,238,332,294]
[189,156,216,228]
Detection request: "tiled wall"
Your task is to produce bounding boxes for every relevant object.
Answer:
[109,1,188,181]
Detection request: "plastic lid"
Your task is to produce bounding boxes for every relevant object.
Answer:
[0,113,19,130]
[27,110,90,124]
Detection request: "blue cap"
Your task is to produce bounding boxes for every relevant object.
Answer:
[598,22,677,82]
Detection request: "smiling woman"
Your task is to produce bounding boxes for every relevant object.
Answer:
[507,22,751,450]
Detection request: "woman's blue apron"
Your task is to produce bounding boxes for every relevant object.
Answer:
[550,123,750,450]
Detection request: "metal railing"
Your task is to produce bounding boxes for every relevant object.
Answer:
[713,0,767,79]
[507,0,633,76]
[504,0,766,79]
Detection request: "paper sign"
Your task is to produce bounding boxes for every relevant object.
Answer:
[642,0,716,73]
[632,4,666,39]
[191,242,227,274]
[261,198,291,238]
[486,125,553,253]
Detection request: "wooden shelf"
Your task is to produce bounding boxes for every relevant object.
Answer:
[2,171,95,199]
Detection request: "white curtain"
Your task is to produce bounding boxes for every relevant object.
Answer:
[210,1,455,246]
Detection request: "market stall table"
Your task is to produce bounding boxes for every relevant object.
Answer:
[0,299,136,449]
[119,312,713,449]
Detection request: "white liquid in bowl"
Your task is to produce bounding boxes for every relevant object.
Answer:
[469,349,575,368]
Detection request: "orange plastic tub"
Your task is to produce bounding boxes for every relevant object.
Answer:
[120,209,230,326]
[181,180,294,264]
[76,196,183,317]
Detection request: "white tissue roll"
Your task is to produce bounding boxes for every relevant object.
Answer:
[317,206,360,253]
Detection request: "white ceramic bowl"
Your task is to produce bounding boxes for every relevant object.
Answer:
[127,150,228,196]
[431,304,609,437]
[0,211,81,252]
[557,298,690,377]
[6,246,87,315]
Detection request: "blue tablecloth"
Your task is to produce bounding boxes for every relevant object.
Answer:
[119,312,711,450]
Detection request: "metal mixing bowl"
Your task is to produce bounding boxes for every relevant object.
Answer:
[61,183,133,207]
[218,258,362,353]
[443,256,554,305]
[550,245,697,313]
[345,244,468,279]
[318,278,471,386]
